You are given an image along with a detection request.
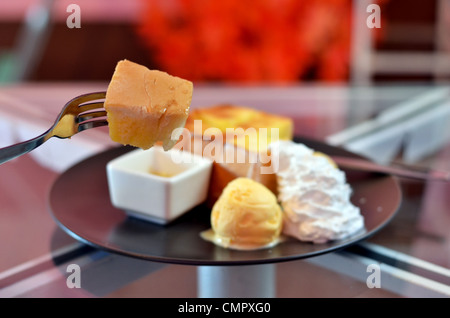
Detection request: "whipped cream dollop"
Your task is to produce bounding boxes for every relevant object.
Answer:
[270,140,364,244]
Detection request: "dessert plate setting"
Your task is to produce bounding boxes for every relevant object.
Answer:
[48,137,402,266]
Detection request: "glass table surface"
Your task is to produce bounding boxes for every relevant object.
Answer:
[0,82,449,298]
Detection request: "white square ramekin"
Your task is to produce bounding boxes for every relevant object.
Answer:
[106,146,213,225]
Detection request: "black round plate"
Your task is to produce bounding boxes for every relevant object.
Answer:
[48,137,402,265]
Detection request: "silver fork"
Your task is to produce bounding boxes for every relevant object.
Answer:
[0,91,107,165]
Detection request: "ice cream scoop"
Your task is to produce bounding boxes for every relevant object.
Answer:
[201,177,283,250]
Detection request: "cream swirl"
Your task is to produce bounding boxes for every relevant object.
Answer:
[270,141,364,244]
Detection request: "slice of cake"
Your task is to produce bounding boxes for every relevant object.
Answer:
[104,59,193,150]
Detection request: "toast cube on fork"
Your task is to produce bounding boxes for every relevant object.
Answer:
[104,59,193,150]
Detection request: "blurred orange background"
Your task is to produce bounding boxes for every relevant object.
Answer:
[0,0,447,84]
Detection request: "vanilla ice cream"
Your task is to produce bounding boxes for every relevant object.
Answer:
[201,177,283,250]
[271,140,364,244]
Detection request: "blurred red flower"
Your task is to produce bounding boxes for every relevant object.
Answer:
[136,0,383,83]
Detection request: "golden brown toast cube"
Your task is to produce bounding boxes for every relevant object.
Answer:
[105,60,193,150]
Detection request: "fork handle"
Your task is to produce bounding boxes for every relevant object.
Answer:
[332,156,450,182]
[0,132,50,165]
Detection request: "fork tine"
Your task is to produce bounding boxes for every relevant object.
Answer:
[78,108,107,117]
[77,116,108,132]
[76,110,107,124]
[74,95,106,123]
[78,101,105,112]
[69,91,106,105]
[62,92,106,114]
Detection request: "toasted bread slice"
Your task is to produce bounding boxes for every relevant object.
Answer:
[105,60,193,150]
[182,104,293,206]
[185,104,293,152]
